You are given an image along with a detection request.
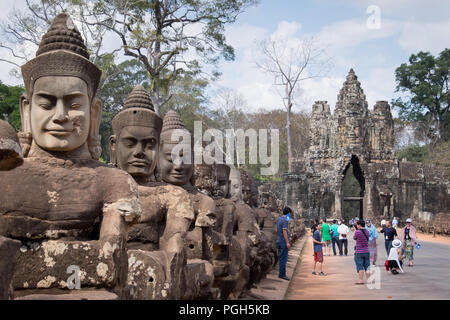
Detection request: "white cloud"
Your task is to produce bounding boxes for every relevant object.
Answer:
[397,19,450,55]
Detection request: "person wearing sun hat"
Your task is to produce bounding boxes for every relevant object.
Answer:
[399,218,417,267]
[385,239,404,274]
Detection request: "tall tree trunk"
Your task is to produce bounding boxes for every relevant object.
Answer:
[287,102,293,172]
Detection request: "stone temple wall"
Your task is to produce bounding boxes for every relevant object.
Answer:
[277,69,450,234]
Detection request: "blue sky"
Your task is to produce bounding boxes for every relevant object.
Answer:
[1,0,449,115]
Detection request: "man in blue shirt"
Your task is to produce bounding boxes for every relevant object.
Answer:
[276,207,292,280]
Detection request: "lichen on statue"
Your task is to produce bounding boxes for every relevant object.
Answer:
[109,86,195,300]
[0,13,141,299]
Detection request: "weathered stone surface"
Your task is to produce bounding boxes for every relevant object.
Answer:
[12,238,126,291]
[15,289,118,300]
[0,236,21,299]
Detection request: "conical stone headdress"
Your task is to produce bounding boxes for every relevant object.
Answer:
[112,85,162,135]
[21,13,102,99]
[160,110,190,143]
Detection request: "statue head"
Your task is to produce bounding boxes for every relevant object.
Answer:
[0,119,24,170]
[228,166,243,202]
[159,110,193,186]
[239,168,257,207]
[110,85,162,181]
[213,164,231,198]
[20,13,102,159]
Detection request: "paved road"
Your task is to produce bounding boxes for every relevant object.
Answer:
[285,230,450,300]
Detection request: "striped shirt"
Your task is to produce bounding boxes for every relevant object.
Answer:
[353,229,370,253]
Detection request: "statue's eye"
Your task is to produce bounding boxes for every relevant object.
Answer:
[71,103,81,110]
[39,103,52,110]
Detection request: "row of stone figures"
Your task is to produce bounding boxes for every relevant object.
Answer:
[0,13,304,300]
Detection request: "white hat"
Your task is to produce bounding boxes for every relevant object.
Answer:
[392,239,402,248]
[406,218,412,223]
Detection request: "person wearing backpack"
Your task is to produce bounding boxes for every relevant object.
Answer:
[353,220,370,285]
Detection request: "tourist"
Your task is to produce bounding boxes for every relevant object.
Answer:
[385,239,404,274]
[392,217,399,229]
[321,219,332,256]
[366,219,378,265]
[331,219,341,256]
[399,218,417,267]
[312,223,326,276]
[338,219,350,255]
[350,218,355,231]
[276,207,292,280]
[311,218,319,256]
[353,220,370,284]
[380,220,397,255]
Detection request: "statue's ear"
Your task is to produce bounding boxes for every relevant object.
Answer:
[19,95,31,133]
[109,135,117,166]
[18,95,32,156]
[90,98,102,138]
[88,98,102,160]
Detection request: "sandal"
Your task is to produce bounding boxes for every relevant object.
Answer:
[318,272,326,276]
[355,282,364,285]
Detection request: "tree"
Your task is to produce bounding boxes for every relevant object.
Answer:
[392,48,450,147]
[255,36,331,172]
[0,81,24,131]
[1,0,259,115]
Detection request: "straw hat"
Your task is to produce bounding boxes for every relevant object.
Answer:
[392,239,402,248]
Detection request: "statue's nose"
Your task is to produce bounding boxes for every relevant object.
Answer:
[52,100,69,124]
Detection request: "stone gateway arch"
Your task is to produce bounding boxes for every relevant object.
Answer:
[278,69,449,229]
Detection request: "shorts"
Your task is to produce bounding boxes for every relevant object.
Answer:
[354,252,370,272]
[314,251,323,263]
[324,240,331,245]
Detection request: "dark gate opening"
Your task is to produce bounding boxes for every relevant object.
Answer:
[342,155,365,221]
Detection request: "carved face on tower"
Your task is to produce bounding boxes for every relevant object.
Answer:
[110,85,162,181]
[20,13,102,158]
[159,110,193,186]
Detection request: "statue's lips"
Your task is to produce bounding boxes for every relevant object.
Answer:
[128,160,150,167]
[170,173,185,179]
[45,129,74,137]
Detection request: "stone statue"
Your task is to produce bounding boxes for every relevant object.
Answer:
[158,110,217,299]
[109,86,195,299]
[226,167,262,297]
[0,120,23,171]
[0,13,141,299]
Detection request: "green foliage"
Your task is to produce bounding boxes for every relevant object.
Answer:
[0,81,24,131]
[392,48,450,143]
[397,145,430,163]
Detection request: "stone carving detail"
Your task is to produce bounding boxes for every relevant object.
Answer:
[0,13,141,299]
[110,85,195,300]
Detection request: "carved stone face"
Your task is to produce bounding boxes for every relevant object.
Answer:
[159,140,193,186]
[114,126,159,178]
[229,169,243,202]
[215,166,230,198]
[30,76,90,152]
